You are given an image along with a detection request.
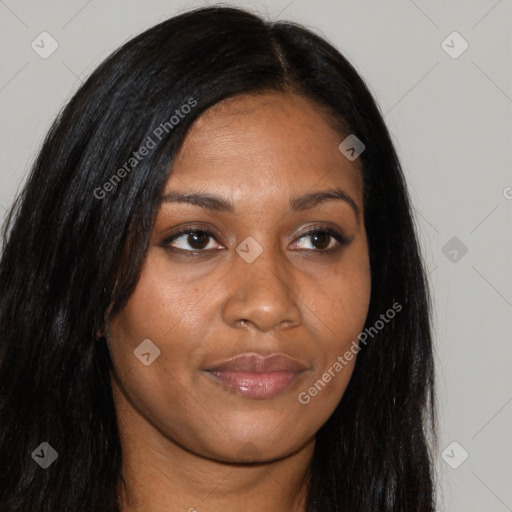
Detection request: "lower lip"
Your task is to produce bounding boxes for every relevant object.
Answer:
[206,370,302,399]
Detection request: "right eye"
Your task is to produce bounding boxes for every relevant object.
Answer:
[162,228,223,253]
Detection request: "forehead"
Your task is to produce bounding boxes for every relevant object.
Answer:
[167,92,363,207]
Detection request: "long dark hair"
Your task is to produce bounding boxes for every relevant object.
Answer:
[0,6,436,511]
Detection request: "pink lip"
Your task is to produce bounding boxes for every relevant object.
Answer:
[204,353,307,399]
[207,370,302,399]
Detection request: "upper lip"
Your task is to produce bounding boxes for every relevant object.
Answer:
[204,353,308,373]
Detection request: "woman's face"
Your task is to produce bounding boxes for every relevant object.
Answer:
[108,92,371,463]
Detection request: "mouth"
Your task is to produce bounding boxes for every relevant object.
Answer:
[203,352,308,399]
[206,370,304,399]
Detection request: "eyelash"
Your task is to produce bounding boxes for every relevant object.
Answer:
[162,225,351,256]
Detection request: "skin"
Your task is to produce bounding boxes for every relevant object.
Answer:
[108,91,371,512]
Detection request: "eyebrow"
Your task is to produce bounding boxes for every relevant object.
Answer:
[160,187,360,219]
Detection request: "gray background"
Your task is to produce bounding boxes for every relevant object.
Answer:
[1,0,511,510]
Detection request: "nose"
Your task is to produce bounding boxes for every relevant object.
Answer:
[221,242,302,332]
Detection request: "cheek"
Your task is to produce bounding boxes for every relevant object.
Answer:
[300,249,371,407]
[106,263,192,393]
[107,267,209,448]
[109,253,209,349]
[310,245,371,342]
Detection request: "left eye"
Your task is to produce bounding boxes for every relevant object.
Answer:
[292,229,346,251]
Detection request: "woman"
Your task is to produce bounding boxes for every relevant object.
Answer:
[0,6,436,511]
